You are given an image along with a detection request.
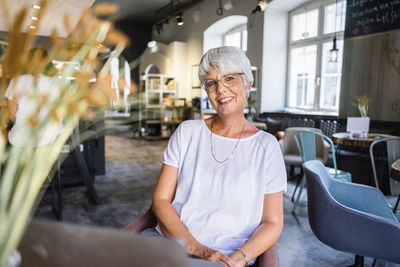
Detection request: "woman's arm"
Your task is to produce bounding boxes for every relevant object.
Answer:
[229,192,283,266]
[152,164,236,266]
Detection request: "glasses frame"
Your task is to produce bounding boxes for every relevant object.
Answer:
[201,72,245,93]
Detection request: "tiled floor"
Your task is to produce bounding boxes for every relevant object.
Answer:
[35,131,399,267]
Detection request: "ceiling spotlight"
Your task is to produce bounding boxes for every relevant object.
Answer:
[29,25,36,29]
[252,0,269,13]
[30,16,38,21]
[156,23,164,34]
[176,13,184,26]
[147,41,157,48]
[32,4,41,9]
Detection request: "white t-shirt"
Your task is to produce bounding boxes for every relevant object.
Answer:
[5,74,63,147]
[160,119,287,258]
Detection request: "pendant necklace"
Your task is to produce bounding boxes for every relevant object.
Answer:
[210,119,246,164]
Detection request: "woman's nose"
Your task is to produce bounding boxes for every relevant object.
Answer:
[215,81,227,94]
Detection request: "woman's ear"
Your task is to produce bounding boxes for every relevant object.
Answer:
[245,82,251,92]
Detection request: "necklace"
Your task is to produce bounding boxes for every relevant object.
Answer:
[210,119,247,164]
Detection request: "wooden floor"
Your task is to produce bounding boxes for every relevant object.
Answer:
[35,129,400,267]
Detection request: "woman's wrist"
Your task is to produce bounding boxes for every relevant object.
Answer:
[186,241,204,257]
[230,249,248,267]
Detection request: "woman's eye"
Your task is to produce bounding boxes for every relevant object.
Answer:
[224,76,234,82]
[206,80,216,86]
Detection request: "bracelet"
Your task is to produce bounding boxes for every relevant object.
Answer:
[236,247,249,266]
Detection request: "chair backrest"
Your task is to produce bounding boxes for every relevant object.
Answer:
[369,137,400,189]
[294,130,337,177]
[303,160,400,264]
[281,127,323,155]
[265,117,282,135]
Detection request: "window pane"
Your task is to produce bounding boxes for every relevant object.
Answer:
[324,1,346,34]
[320,40,344,109]
[224,31,241,48]
[288,45,317,108]
[291,9,319,41]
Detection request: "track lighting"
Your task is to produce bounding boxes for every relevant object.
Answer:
[252,0,268,14]
[156,23,163,34]
[176,12,183,26]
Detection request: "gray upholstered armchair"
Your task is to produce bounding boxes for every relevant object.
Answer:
[303,160,400,266]
[123,207,279,267]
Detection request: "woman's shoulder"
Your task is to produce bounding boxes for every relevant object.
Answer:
[255,130,281,149]
[178,119,204,131]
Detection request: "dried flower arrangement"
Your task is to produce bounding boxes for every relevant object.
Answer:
[355,95,369,117]
[0,1,130,266]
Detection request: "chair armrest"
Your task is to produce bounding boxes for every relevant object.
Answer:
[258,245,278,267]
[322,140,330,163]
[331,181,397,221]
[122,208,158,233]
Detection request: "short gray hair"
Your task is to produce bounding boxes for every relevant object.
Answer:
[198,46,253,88]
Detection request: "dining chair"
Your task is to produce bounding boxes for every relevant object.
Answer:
[292,130,352,213]
[370,137,400,214]
[303,160,400,266]
[279,127,329,180]
[123,206,279,267]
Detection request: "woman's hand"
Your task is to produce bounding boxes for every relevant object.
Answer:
[188,243,238,266]
[228,250,248,267]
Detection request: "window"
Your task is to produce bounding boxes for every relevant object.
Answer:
[223,24,247,51]
[287,0,346,111]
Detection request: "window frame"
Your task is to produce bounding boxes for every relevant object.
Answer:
[286,0,346,113]
[223,24,248,51]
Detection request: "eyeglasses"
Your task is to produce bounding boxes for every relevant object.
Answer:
[201,73,244,93]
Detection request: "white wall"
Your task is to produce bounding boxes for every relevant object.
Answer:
[261,8,288,112]
[168,41,188,98]
[139,42,170,75]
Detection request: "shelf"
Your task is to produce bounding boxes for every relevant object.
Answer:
[141,74,176,108]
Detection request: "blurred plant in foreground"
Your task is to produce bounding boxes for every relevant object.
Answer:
[0,2,130,266]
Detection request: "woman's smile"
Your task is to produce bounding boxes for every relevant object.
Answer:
[218,96,234,105]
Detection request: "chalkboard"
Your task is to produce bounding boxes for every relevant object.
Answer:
[345,0,400,38]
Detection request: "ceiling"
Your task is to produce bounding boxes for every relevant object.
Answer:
[0,0,310,37]
[0,0,95,37]
[0,0,198,38]
[94,0,201,23]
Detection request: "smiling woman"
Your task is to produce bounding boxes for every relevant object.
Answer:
[148,46,287,266]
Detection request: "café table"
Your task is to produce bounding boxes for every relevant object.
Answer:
[18,219,223,267]
[390,159,400,182]
[332,132,395,148]
[389,159,400,212]
[332,132,395,194]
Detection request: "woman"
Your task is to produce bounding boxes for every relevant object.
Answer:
[6,48,63,147]
[151,46,287,266]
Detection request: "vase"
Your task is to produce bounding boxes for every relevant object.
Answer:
[6,250,21,267]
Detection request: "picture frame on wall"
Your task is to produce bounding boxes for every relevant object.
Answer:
[251,66,257,89]
[191,64,200,88]
[0,39,8,62]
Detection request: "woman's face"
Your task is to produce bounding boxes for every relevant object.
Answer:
[204,68,249,117]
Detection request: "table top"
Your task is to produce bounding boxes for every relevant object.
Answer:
[332,132,395,148]
[390,159,400,182]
